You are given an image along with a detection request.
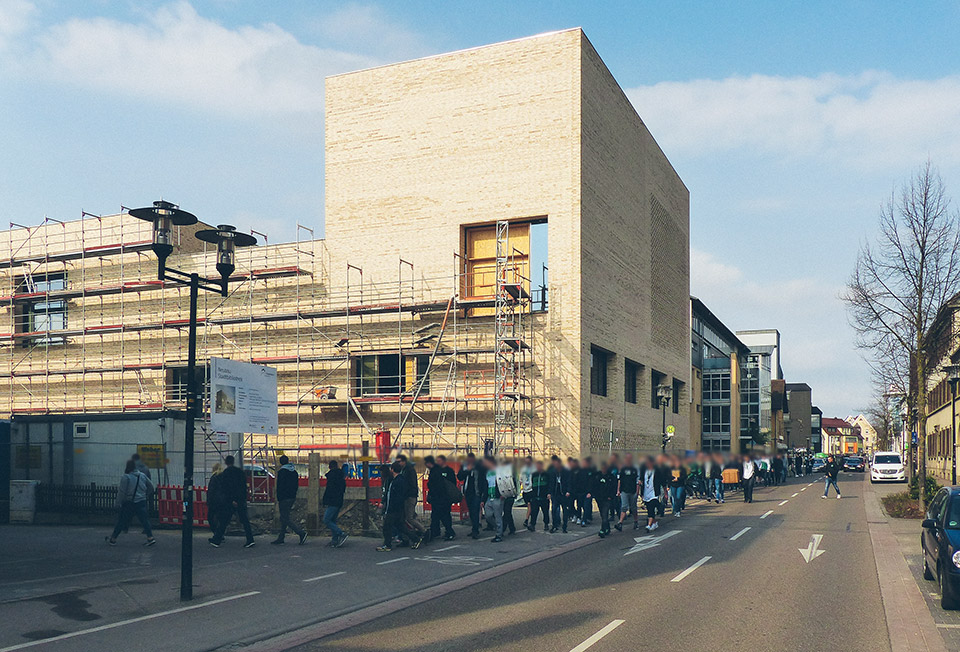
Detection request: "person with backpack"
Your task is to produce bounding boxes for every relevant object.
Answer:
[526,459,550,531]
[322,459,347,547]
[106,460,156,546]
[425,455,458,541]
[272,455,307,546]
[209,455,255,548]
[457,453,484,539]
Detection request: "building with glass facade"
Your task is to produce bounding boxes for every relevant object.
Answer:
[736,329,782,452]
[691,298,750,452]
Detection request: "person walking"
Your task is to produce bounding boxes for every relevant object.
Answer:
[396,454,427,545]
[272,455,308,546]
[106,460,156,546]
[131,453,152,480]
[322,459,347,547]
[425,455,458,541]
[656,454,671,517]
[482,456,506,542]
[669,457,687,517]
[641,456,665,532]
[378,461,409,552]
[206,462,227,535]
[615,453,640,531]
[210,455,255,548]
[577,457,595,526]
[519,456,535,528]
[548,455,572,533]
[527,460,550,531]
[710,453,725,504]
[591,460,616,537]
[772,455,784,487]
[741,454,757,504]
[822,454,842,499]
[457,453,484,539]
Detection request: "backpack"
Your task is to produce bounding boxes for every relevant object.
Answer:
[445,478,463,504]
[495,465,516,498]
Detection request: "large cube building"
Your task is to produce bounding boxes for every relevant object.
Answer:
[3,29,689,488]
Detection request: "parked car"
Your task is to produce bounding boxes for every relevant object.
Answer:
[811,458,826,474]
[870,452,906,483]
[843,456,865,472]
[921,487,960,609]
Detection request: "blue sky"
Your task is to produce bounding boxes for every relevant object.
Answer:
[3,1,960,419]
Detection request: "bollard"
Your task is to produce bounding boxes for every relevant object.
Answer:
[307,452,321,535]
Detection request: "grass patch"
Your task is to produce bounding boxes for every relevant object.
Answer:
[882,491,925,519]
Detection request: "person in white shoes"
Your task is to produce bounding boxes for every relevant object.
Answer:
[641,456,665,532]
[822,455,842,499]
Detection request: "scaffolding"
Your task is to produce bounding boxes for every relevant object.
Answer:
[0,212,552,465]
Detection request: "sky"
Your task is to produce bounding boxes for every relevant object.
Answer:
[3,1,960,419]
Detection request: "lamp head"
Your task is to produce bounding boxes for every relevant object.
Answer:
[195,224,257,292]
[128,200,198,272]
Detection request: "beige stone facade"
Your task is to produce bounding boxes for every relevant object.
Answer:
[1,29,689,466]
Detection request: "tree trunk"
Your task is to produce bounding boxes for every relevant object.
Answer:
[917,352,928,511]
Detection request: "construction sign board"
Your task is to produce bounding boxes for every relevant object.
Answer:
[210,357,279,435]
[137,444,167,469]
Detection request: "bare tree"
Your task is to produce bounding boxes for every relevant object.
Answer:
[843,161,960,509]
[865,388,894,452]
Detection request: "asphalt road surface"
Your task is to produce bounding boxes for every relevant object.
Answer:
[290,473,888,652]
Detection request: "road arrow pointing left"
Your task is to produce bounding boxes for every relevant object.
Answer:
[624,529,681,556]
[799,534,825,563]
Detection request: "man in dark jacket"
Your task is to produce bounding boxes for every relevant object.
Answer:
[272,455,307,546]
[378,461,408,552]
[397,454,427,544]
[210,455,255,548]
[548,455,571,533]
[590,460,617,537]
[526,460,550,531]
[426,455,458,541]
[457,453,484,539]
[575,457,594,526]
[640,456,666,531]
[322,460,347,547]
[822,455,842,499]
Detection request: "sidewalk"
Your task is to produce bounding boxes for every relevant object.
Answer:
[866,483,951,651]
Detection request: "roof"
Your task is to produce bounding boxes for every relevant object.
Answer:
[821,417,853,429]
[785,382,812,392]
[690,296,750,355]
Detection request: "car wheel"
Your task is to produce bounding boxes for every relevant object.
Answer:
[941,564,960,610]
[924,555,935,580]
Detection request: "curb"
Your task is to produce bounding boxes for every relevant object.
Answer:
[865,487,947,652]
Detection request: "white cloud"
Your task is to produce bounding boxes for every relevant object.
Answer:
[317,3,428,61]
[627,72,960,169]
[6,2,424,116]
[0,0,34,50]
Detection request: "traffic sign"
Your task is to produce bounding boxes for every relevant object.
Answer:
[666,425,676,435]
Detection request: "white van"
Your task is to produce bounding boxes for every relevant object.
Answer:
[870,452,906,483]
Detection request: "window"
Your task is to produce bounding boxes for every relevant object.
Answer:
[702,405,731,435]
[651,370,666,409]
[672,378,683,414]
[18,273,67,344]
[624,359,640,403]
[462,221,532,314]
[590,346,609,396]
[167,365,208,403]
[355,354,430,396]
[703,372,731,402]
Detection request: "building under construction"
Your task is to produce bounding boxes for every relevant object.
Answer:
[3,29,691,486]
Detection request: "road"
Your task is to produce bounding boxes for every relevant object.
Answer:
[288,473,888,652]
[0,473,889,652]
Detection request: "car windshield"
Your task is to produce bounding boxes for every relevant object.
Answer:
[846,457,862,463]
[874,455,901,465]
[947,497,960,529]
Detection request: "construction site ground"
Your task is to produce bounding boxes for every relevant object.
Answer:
[0,509,594,652]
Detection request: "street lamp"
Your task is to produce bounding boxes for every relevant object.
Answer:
[947,364,960,485]
[130,200,256,601]
[657,383,673,452]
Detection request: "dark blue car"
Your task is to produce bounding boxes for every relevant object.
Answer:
[921,487,960,609]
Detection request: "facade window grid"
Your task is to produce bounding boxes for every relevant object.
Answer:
[590,346,609,397]
[624,359,640,404]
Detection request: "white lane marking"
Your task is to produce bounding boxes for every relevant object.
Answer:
[760,510,774,519]
[671,556,712,582]
[791,493,799,497]
[799,534,826,563]
[729,526,751,541]
[0,591,260,652]
[801,487,807,491]
[376,556,410,565]
[303,571,346,583]
[624,529,681,556]
[434,544,461,552]
[779,500,789,506]
[569,619,626,652]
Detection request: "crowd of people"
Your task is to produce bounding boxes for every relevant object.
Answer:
[102,448,842,549]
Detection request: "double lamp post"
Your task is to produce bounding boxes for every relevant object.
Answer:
[129,200,256,601]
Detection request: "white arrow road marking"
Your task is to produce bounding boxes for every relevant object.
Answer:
[569,620,625,652]
[760,510,773,519]
[729,526,751,541]
[799,534,826,563]
[624,529,681,556]
[671,555,712,582]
